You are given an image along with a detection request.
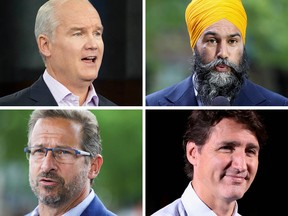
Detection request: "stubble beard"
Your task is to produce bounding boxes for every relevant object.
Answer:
[192,48,249,105]
[29,169,89,208]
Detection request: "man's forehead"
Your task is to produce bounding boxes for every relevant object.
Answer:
[201,19,242,37]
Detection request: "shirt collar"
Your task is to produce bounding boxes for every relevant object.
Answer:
[181,182,241,216]
[192,74,202,106]
[43,70,99,106]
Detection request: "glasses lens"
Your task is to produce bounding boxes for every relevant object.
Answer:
[53,148,76,164]
[26,147,82,164]
[24,147,30,160]
[30,147,46,160]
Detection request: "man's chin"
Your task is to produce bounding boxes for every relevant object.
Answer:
[39,196,61,207]
[82,74,98,83]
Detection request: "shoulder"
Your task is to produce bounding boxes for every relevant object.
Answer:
[0,86,32,105]
[151,198,185,216]
[81,194,117,216]
[0,76,58,106]
[146,76,194,106]
[239,79,288,106]
[98,94,118,106]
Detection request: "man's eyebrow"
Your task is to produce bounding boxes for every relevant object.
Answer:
[229,33,241,38]
[203,31,217,37]
[203,31,241,38]
[69,26,104,32]
[219,141,260,151]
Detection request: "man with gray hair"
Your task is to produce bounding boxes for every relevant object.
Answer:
[24,109,116,215]
[0,0,116,106]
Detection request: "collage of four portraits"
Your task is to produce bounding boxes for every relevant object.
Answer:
[1,1,288,216]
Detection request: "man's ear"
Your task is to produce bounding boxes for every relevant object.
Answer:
[186,141,198,166]
[37,34,51,57]
[88,154,103,179]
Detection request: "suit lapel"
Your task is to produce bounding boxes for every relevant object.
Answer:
[162,75,198,106]
[80,194,116,216]
[29,76,58,105]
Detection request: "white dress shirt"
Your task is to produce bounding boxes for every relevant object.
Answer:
[151,182,241,216]
[43,70,99,106]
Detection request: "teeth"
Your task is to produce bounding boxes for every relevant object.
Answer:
[86,56,95,60]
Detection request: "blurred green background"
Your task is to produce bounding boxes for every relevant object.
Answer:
[0,109,142,216]
[146,0,288,97]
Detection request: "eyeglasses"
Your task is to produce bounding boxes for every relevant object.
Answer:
[24,147,91,164]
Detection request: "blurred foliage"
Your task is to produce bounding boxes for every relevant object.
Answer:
[244,0,288,69]
[0,109,142,215]
[146,0,192,94]
[146,0,288,96]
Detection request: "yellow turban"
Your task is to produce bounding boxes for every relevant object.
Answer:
[185,0,247,48]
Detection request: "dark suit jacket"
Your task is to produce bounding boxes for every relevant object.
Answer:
[80,194,117,216]
[0,76,117,106]
[146,75,288,106]
[25,194,117,216]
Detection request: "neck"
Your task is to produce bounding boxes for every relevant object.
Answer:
[45,68,92,106]
[69,85,90,106]
[191,181,237,216]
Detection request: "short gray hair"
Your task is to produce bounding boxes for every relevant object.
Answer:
[34,0,59,62]
[27,109,102,158]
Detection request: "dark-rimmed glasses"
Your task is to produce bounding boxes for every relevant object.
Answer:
[24,147,91,164]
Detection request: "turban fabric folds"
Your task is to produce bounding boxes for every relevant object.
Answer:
[185,0,247,48]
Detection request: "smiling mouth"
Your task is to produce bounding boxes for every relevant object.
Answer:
[225,174,247,183]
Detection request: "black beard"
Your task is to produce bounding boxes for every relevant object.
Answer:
[192,48,249,105]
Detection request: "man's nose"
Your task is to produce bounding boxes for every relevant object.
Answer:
[40,150,58,172]
[216,41,229,59]
[84,34,100,50]
[232,151,247,172]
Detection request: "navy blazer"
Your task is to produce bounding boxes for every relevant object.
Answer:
[146,75,288,106]
[0,76,117,106]
[80,194,117,216]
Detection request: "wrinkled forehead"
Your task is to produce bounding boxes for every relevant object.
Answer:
[29,118,83,148]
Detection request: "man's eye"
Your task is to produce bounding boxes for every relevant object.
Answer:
[229,39,237,44]
[207,38,217,43]
[73,32,82,36]
[94,31,102,37]
[57,149,72,155]
[246,149,257,155]
[33,149,45,154]
[220,146,234,151]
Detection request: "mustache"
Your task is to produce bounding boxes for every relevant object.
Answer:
[37,171,65,184]
[199,58,241,73]
[192,47,250,77]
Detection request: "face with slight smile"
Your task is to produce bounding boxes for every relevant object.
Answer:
[187,118,259,205]
[193,19,249,105]
[42,0,104,90]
